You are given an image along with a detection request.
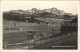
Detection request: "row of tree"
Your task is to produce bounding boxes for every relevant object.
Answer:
[3,7,77,22]
[3,7,69,15]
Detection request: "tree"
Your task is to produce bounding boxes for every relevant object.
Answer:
[31,8,38,14]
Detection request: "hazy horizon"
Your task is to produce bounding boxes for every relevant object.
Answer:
[1,1,79,15]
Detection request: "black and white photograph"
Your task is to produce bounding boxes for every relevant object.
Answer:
[1,0,78,50]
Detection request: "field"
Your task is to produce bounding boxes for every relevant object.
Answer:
[3,18,77,49]
[3,18,63,31]
[3,31,77,49]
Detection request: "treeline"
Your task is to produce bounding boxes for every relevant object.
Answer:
[3,12,65,21]
[3,7,77,22]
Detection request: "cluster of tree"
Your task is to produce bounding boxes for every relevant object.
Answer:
[3,7,77,22]
[60,17,77,34]
[3,7,66,15]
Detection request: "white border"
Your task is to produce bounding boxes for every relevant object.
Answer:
[0,0,80,52]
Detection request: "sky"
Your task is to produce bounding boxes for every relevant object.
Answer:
[1,1,79,15]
